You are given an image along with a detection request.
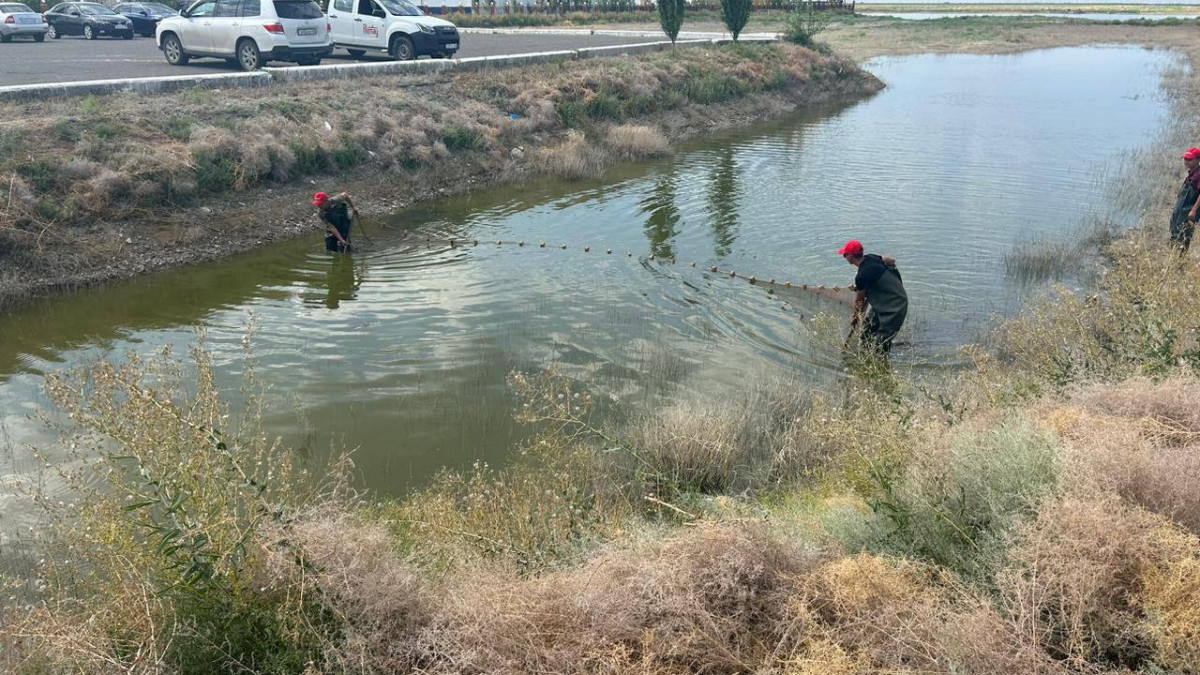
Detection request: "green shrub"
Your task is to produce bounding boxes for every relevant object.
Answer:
[556,99,587,128]
[621,93,659,117]
[836,417,1063,580]
[289,139,330,174]
[784,0,833,47]
[687,73,744,104]
[587,92,624,122]
[18,346,324,674]
[0,129,25,160]
[78,94,102,116]
[16,159,58,193]
[49,119,80,143]
[161,116,195,142]
[260,99,312,120]
[93,122,119,141]
[442,125,485,151]
[192,151,238,192]
[332,139,368,170]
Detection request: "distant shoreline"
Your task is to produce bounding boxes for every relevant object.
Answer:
[856,3,1200,13]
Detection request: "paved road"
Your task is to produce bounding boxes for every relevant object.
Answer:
[0,32,660,86]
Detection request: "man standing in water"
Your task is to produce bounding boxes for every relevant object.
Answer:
[1169,147,1200,252]
[313,191,358,253]
[839,239,908,355]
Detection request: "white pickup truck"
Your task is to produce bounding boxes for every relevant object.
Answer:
[327,0,458,60]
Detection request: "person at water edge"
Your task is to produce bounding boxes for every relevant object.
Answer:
[1169,147,1200,252]
[314,191,358,253]
[840,239,908,355]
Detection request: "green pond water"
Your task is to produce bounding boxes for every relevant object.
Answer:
[0,46,1182,547]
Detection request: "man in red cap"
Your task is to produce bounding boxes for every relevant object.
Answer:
[313,190,358,253]
[1170,147,1200,252]
[839,239,908,355]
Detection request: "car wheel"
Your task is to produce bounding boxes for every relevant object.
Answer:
[389,34,413,61]
[346,48,365,58]
[122,30,133,39]
[0,34,10,43]
[34,33,45,42]
[162,33,188,65]
[83,24,95,39]
[47,23,58,38]
[236,38,261,71]
[296,57,321,66]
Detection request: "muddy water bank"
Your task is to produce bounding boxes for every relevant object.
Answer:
[0,44,881,314]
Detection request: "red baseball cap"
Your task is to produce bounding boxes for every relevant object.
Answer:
[1184,148,1200,161]
[838,240,864,257]
[312,191,330,207]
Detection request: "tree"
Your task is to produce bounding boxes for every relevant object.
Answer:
[657,0,685,46]
[719,0,751,41]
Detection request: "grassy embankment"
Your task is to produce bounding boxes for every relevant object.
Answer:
[0,43,878,312]
[8,21,1200,675]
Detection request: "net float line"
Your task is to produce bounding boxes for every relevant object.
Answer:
[380,232,858,306]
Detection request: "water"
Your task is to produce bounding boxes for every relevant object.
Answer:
[861,11,1200,19]
[857,0,1197,5]
[0,47,1179,539]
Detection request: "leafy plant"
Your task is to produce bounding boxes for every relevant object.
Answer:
[784,0,832,47]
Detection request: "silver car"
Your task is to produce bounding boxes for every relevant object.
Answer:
[0,2,48,42]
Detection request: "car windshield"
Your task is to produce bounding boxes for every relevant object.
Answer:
[143,2,175,11]
[80,4,120,14]
[0,3,35,11]
[272,0,321,19]
[380,0,420,15]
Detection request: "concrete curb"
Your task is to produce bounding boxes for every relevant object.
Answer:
[0,36,779,101]
[264,57,454,82]
[0,70,271,103]
[455,48,580,71]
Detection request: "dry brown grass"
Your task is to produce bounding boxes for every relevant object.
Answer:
[422,525,814,675]
[999,497,1200,669]
[532,130,612,180]
[1142,554,1200,673]
[604,124,671,161]
[259,508,431,673]
[1039,378,1200,534]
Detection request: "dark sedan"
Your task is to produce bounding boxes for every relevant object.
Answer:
[112,1,176,37]
[45,2,134,39]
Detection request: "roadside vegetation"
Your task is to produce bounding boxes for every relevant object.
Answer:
[7,18,1200,675]
[0,43,879,311]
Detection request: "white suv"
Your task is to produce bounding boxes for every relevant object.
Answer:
[157,0,332,71]
[328,0,458,61]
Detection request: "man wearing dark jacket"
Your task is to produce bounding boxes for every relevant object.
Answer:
[839,239,908,354]
[1170,147,1200,252]
[313,191,357,253]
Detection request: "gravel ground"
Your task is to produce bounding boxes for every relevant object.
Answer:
[0,32,660,86]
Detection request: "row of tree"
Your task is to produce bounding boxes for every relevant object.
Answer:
[659,0,833,47]
[656,0,749,42]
